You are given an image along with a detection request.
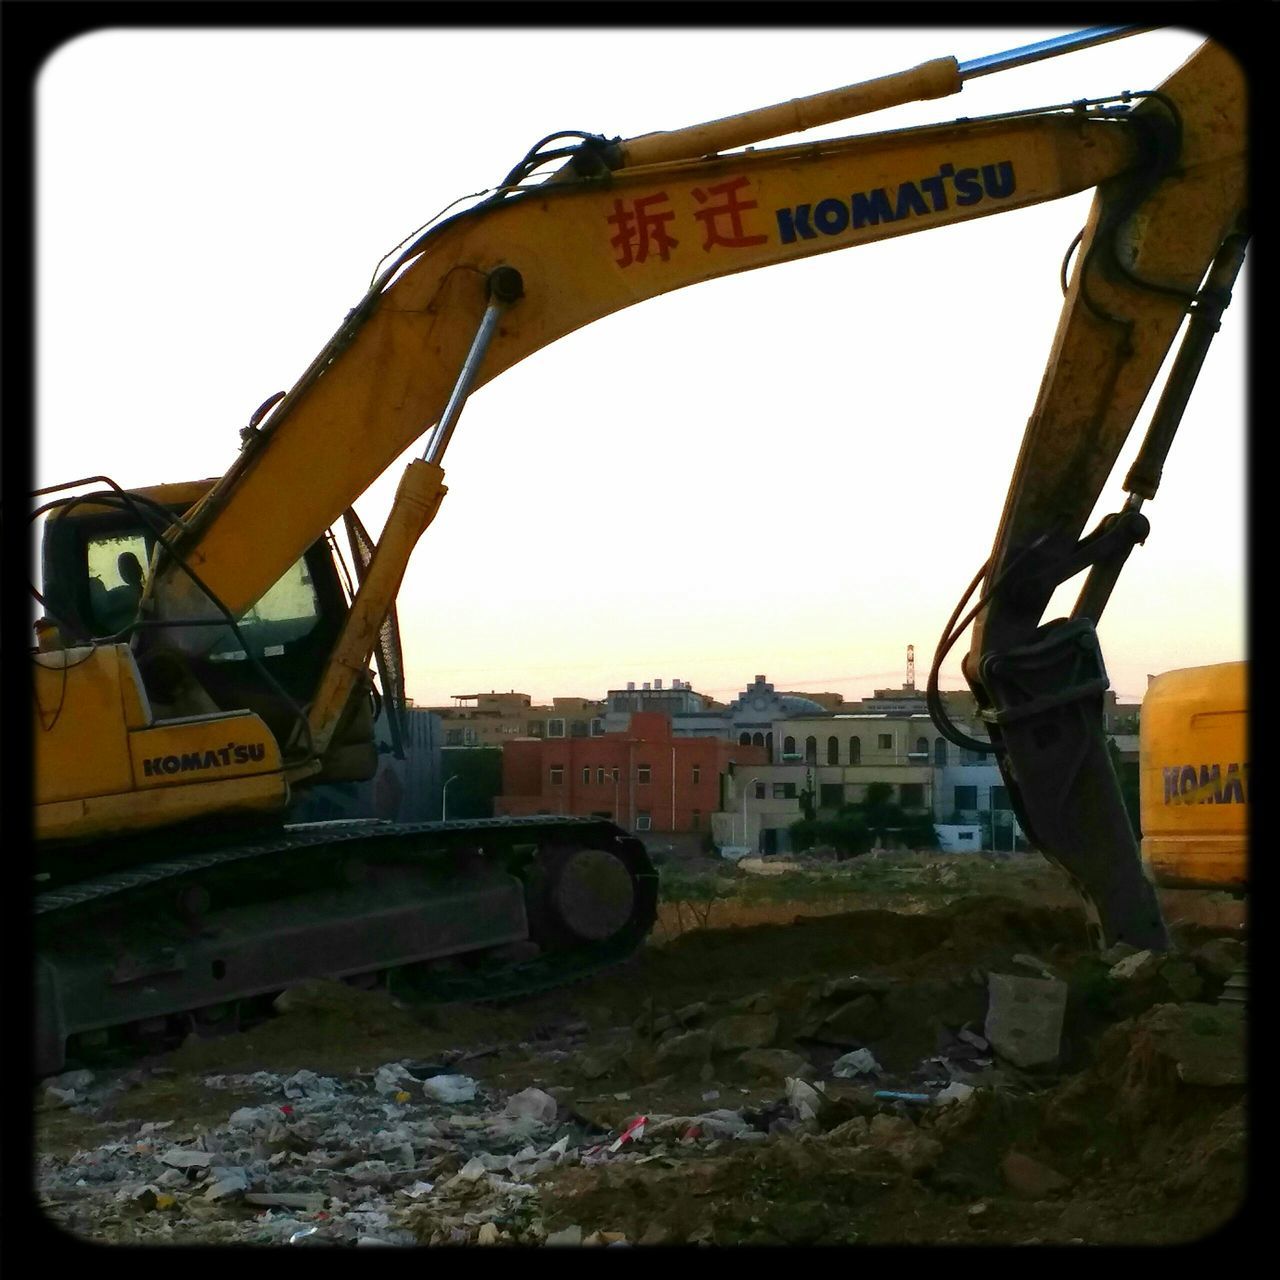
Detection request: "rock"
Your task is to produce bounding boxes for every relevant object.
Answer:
[1109,950,1159,983]
[737,1048,814,1082]
[984,973,1068,1068]
[1099,941,1138,966]
[476,1223,500,1245]
[1012,953,1055,978]
[546,1224,583,1246]
[866,1114,943,1176]
[637,1222,673,1246]
[50,1068,95,1092]
[1000,1151,1069,1199]
[820,975,891,1000]
[654,1028,711,1072]
[1143,1001,1245,1086]
[818,995,886,1045]
[674,1001,709,1025]
[1158,957,1204,1002]
[958,1026,989,1051]
[576,1045,624,1080]
[821,1116,870,1145]
[1192,937,1245,982]
[708,1013,778,1052]
[729,989,777,1014]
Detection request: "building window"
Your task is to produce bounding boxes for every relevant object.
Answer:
[915,737,929,756]
[991,785,1009,811]
[849,736,861,765]
[900,782,925,809]
[878,733,893,751]
[820,782,844,808]
[805,736,817,764]
[752,732,765,748]
[827,736,839,765]
[766,732,773,755]
[934,738,947,766]
[772,782,797,800]
[637,765,651,784]
[550,766,565,785]
[547,718,565,738]
[691,765,701,784]
[463,727,478,746]
[591,719,605,736]
[582,767,591,785]
[954,785,977,810]
[570,720,589,738]
[739,732,751,746]
[597,768,607,784]
[446,728,463,746]
[783,736,797,757]
[635,811,652,831]
[754,781,766,799]
[611,767,620,783]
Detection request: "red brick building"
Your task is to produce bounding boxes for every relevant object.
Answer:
[495,712,767,835]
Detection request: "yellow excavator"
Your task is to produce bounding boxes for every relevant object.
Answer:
[32,27,1246,1076]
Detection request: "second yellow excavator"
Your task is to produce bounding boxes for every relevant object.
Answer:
[32,27,1246,1076]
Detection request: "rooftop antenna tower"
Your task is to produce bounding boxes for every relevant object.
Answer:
[906,644,916,692]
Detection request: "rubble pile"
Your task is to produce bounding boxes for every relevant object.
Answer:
[34,885,1247,1246]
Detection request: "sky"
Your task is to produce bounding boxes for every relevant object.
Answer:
[35,23,1247,708]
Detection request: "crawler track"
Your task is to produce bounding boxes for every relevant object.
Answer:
[36,816,657,1077]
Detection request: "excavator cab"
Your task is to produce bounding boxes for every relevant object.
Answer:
[38,481,378,791]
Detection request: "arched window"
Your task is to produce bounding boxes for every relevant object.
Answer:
[934,738,947,766]
[784,736,796,756]
[915,737,929,756]
[739,731,751,746]
[766,732,774,757]
[752,732,765,748]
[805,736,818,764]
[849,736,861,765]
[827,735,839,765]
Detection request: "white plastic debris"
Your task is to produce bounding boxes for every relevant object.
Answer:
[283,1069,338,1098]
[935,1081,976,1106]
[832,1048,882,1077]
[503,1087,558,1125]
[546,1224,584,1246]
[374,1063,416,1096]
[228,1106,275,1130]
[422,1074,478,1104]
[785,1077,825,1120]
[159,1147,214,1168]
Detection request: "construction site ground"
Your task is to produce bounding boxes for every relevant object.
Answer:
[32,849,1248,1247]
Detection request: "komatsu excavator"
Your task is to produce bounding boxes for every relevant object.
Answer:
[31,27,1246,1077]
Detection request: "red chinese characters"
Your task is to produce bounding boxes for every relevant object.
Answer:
[606,176,767,267]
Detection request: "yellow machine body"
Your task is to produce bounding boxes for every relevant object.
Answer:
[1140,662,1247,892]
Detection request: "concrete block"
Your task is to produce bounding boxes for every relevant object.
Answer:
[984,972,1068,1068]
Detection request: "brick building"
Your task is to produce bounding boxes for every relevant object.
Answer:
[495,711,767,836]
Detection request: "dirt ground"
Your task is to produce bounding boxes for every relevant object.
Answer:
[30,851,1248,1247]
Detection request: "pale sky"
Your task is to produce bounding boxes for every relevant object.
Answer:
[36,24,1247,708]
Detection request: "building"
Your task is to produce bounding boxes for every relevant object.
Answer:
[428,691,605,748]
[495,711,767,843]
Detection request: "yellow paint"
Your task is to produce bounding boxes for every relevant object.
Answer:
[1140,661,1247,890]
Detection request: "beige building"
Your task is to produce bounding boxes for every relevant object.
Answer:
[429,691,605,749]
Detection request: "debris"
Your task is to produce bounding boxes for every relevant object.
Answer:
[503,1087,559,1125]
[873,1091,931,1105]
[786,1077,827,1121]
[421,1074,478,1104]
[158,1148,214,1169]
[984,973,1068,1068]
[1011,953,1056,979]
[832,1048,881,1078]
[608,1115,648,1152]
[477,1222,501,1244]
[934,1081,976,1106]
[546,1224,583,1246]
[243,1191,329,1212]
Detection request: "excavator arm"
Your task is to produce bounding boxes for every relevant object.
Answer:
[128,35,1242,949]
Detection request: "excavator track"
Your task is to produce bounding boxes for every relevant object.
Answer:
[35,816,657,1078]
